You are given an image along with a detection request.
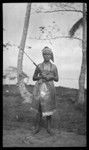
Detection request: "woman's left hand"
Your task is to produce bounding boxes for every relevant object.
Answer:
[45,74,54,81]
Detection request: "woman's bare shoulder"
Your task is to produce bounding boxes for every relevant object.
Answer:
[51,62,57,70]
[38,62,43,68]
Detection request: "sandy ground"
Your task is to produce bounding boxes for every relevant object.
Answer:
[3,128,86,147]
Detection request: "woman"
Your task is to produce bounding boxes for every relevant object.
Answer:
[32,46,59,135]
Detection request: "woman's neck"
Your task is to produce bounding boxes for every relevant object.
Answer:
[44,60,50,64]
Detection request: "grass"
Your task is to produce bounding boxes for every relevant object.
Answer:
[3,85,86,136]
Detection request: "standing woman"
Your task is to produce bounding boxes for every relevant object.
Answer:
[32,46,59,135]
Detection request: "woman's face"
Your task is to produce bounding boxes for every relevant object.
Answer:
[43,53,51,62]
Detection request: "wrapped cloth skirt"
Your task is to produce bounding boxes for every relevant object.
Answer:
[32,79,56,116]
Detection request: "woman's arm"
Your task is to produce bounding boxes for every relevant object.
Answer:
[53,66,59,82]
[33,66,47,81]
[33,66,41,81]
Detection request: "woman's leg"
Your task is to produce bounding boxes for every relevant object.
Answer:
[33,103,42,134]
[46,115,54,135]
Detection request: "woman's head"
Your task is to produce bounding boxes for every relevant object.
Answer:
[42,46,54,62]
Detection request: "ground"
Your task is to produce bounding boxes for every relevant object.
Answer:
[3,85,87,147]
[3,128,86,147]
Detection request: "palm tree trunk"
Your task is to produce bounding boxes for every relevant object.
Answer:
[17,3,31,77]
[78,3,87,104]
[17,3,32,103]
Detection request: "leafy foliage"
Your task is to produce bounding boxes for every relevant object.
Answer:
[69,17,83,38]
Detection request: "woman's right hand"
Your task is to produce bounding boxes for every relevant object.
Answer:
[40,72,47,80]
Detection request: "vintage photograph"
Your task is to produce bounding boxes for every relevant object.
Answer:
[3,3,87,147]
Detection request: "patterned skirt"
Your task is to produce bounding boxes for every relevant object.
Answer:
[31,79,56,116]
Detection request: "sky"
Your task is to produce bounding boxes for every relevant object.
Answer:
[3,3,86,89]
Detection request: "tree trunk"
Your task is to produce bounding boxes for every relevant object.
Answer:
[17,3,32,103]
[78,3,87,104]
[78,51,86,103]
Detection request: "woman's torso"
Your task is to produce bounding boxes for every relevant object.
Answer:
[37,62,55,86]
